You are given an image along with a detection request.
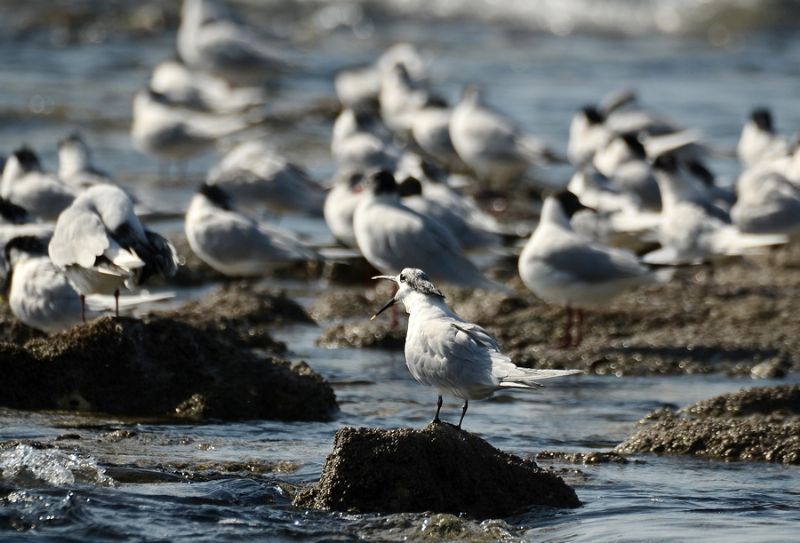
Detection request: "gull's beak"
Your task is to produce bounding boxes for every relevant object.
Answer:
[370,275,398,320]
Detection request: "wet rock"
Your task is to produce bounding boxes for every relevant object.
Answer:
[157,282,314,351]
[432,254,800,376]
[309,289,376,322]
[293,422,580,517]
[317,321,406,350]
[615,385,800,464]
[0,316,336,421]
[534,450,632,464]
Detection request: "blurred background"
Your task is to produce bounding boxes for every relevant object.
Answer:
[2,0,800,190]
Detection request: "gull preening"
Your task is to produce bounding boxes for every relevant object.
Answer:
[48,184,179,320]
[372,268,581,427]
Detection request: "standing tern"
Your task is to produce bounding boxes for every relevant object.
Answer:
[48,184,179,320]
[353,170,504,290]
[519,191,666,347]
[371,268,581,428]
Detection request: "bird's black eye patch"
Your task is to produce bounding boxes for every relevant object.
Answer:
[399,273,406,282]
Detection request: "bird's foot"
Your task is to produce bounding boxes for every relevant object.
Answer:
[431,416,441,424]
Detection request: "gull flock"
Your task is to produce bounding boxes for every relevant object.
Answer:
[1,0,798,426]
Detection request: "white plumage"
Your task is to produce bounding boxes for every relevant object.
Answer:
[372,268,581,427]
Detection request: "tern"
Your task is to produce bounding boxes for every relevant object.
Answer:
[371,268,581,428]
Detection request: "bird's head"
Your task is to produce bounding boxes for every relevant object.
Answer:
[198,182,233,210]
[361,169,398,196]
[581,105,605,125]
[750,108,773,133]
[370,268,445,319]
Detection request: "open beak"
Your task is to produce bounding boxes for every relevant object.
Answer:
[370,275,398,320]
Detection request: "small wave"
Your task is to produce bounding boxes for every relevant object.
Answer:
[0,445,114,487]
[300,0,800,37]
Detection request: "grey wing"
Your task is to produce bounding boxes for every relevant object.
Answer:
[49,207,110,268]
[450,322,501,351]
[542,240,649,284]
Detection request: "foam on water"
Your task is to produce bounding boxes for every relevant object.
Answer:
[0,445,114,487]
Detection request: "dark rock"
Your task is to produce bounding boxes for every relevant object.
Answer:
[317,321,406,350]
[156,282,314,351]
[322,256,381,285]
[293,422,580,517]
[615,385,800,464]
[0,316,336,421]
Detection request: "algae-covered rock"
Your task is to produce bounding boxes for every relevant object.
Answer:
[293,422,580,517]
[316,321,406,350]
[615,385,800,464]
[0,316,336,421]
[157,282,314,351]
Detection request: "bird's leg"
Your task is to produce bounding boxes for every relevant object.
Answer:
[572,308,585,347]
[80,294,86,323]
[554,306,573,349]
[433,395,443,423]
[458,399,469,429]
[114,289,120,318]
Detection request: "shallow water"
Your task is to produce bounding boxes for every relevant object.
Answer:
[1,1,799,540]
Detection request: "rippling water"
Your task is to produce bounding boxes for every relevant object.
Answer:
[1,1,799,540]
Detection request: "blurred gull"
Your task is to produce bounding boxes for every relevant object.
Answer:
[411,103,468,172]
[324,171,363,248]
[149,57,265,114]
[131,88,256,168]
[207,141,325,216]
[731,170,800,239]
[4,236,82,333]
[371,267,581,427]
[331,109,400,172]
[177,0,290,86]
[379,63,437,138]
[395,173,503,251]
[57,132,113,190]
[643,155,787,265]
[0,148,76,221]
[593,133,661,210]
[737,108,791,169]
[519,191,666,348]
[449,85,562,185]
[185,183,319,276]
[48,184,179,320]
[353,170,504,290]
[335,43,427,112]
